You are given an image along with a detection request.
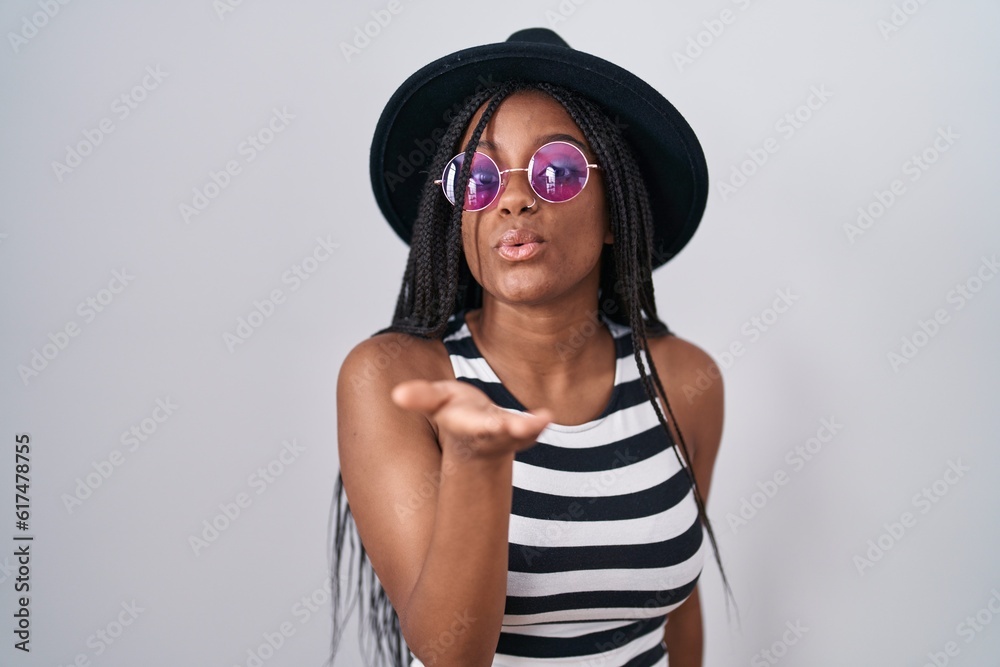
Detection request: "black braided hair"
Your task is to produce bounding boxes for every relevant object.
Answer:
[327,80,739,667]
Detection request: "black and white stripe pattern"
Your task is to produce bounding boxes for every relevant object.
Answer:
[410,309,705,666]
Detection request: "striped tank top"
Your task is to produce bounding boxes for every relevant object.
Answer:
[409,308,705,667]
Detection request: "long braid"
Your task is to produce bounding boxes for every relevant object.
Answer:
[436,83,519,331]
[537,82,740,625]
[327,83,525,667]
[383,83,521,338]
[329,80,738,667]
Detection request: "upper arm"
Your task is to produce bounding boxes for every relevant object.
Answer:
[651,335,720,658]
[336,334,445,629]
[648,334,725,504]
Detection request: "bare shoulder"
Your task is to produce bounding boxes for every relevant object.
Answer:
[338,331,453,432]
[334,330,454,622]
[645,333,723,389]
[338,331,452,391]
[644,332,724,464]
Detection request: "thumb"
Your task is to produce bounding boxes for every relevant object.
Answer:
[508,407,554,439]
[390,379,450,415]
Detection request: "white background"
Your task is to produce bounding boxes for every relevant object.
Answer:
[1,1,998,666]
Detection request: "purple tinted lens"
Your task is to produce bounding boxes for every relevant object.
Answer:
[441,152,500,210]
[529,142,590,202]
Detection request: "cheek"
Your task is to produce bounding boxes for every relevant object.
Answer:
[460,215,477,252]
[588,182,612,241]
[460,214,486,272]
[591,179,609,216]
[575,189,611,242]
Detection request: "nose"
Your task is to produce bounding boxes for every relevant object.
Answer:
[494,167,536,214]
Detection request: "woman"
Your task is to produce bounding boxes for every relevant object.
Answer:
[331,28,737,667]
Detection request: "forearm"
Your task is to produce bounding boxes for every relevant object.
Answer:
[663,586,703,667]
[402,450,515,667]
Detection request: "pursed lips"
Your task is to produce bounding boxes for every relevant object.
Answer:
[496,228,544,248]
[495,228,545,261]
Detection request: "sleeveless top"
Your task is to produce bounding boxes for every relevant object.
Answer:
[408,308,706,667]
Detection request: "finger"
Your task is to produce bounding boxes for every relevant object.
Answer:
[391,380,450,414]
[506,408,553,439]
[437,403,508,441]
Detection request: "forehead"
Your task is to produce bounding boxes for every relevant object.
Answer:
[459,89,589,153]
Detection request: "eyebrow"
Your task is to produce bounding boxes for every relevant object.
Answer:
[476,133,589,153]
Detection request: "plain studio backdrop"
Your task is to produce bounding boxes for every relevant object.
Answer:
[1,1,998,665]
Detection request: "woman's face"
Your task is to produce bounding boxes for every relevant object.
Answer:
[456,89,613,307]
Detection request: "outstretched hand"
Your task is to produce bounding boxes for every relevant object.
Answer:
[391,379,552,460]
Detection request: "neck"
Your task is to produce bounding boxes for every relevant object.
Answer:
[465,292,615,394]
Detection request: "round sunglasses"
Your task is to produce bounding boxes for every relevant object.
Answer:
[434,140,601,212]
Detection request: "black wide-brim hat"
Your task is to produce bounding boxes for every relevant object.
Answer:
[369,27,708,270]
